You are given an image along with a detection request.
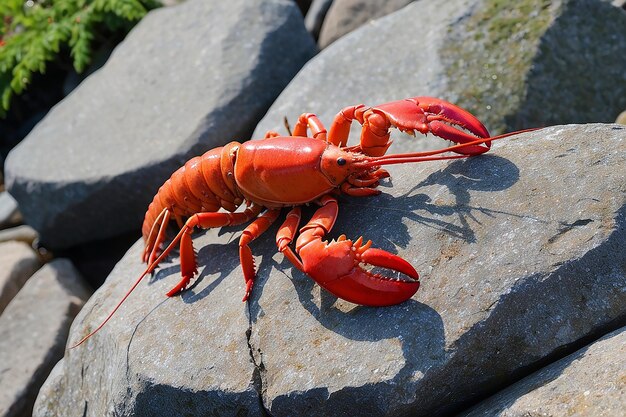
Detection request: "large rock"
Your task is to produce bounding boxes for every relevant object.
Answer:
[255,0,626,145]
[0,260,91,417]
[5,0,316,249]
[35,124,626,415]
[462,326,626,416]
[0,240,41,314]
[318,0,414,48]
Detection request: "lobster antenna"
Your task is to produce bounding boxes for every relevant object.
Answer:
[284,116,292,136]
[69,226,188,349]
[360,128,539,168]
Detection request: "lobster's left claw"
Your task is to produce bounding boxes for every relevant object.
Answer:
[299,235,420,306]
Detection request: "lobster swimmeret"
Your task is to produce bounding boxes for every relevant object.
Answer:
[72,96,531,348]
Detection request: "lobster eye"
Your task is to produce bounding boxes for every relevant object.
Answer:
[337,157,346,166]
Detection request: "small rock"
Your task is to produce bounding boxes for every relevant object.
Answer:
[0,241,41,315]
[461,326,626,416]
[318,0,414,48]
[5,0,316,249]
[305,0,334,39]
[0,225,39,245]
[616,109,626,124]
[0,192,21,229]
[0,260,91,417]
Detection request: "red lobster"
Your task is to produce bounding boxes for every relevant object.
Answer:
[72,96,525,348]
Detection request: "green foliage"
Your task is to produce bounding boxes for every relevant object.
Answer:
[0,0,161,116]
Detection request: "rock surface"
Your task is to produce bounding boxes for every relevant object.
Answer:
[462,326,626,417]
[255,0,626,144]
[0,240,41,314]
[318,0,414,48]
[5,0,316,249]
[0,260,91,417]
[35,124,626,416]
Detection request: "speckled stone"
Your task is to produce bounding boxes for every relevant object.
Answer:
[461,326,626,417]
[38,124,625,416]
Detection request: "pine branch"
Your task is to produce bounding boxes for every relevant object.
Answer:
[0,0,161,113]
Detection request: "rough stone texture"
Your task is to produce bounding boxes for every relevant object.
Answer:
[0,192,21,229]
[5,0,316,249]
[462,326,626,417]
[318,0,414,48]
[0,260,91,417]
[37,124,626,416]
[255,0,626,143]
[34,237,264,417]
[0,241,41,315]
[305,0,334,39]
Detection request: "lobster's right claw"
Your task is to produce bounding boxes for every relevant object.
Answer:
[372,96,491,156]
[299,236,420,306]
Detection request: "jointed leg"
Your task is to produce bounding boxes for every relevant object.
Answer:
[147,204,263,297]
[292,113,327,140]
[142,208,171,263]
[275,207,305,272]
[239,209,281,301]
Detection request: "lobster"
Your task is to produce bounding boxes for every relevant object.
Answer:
[71,96,529,348]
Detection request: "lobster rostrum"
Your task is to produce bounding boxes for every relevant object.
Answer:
[72,96,522,348]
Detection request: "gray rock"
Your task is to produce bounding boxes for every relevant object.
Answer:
[255,0,626,143]
[318,0,414,48]
[5,0,316,249]
[34,238,264,417]
[0,241,41,315]
[462,326,626,417]
[0,260,91,417]
[0,192,21,230]
[38,124,626,416]
[305,0,334,39]
[0,225,39,245]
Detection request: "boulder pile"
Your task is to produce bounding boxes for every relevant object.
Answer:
[0,0,624,415]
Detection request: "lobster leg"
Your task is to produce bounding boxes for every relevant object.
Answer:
[153,205,263,297]
[275,207,305,272]
[142,208,171,263]
[294,195,420,306]
[327,97,490,157]
[292,113,328,140]
[239,209,281,301]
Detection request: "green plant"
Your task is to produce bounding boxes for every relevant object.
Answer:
[0,0,161,117]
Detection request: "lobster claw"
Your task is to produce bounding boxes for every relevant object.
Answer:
[370,96,491,156]
[298,235,420,306]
